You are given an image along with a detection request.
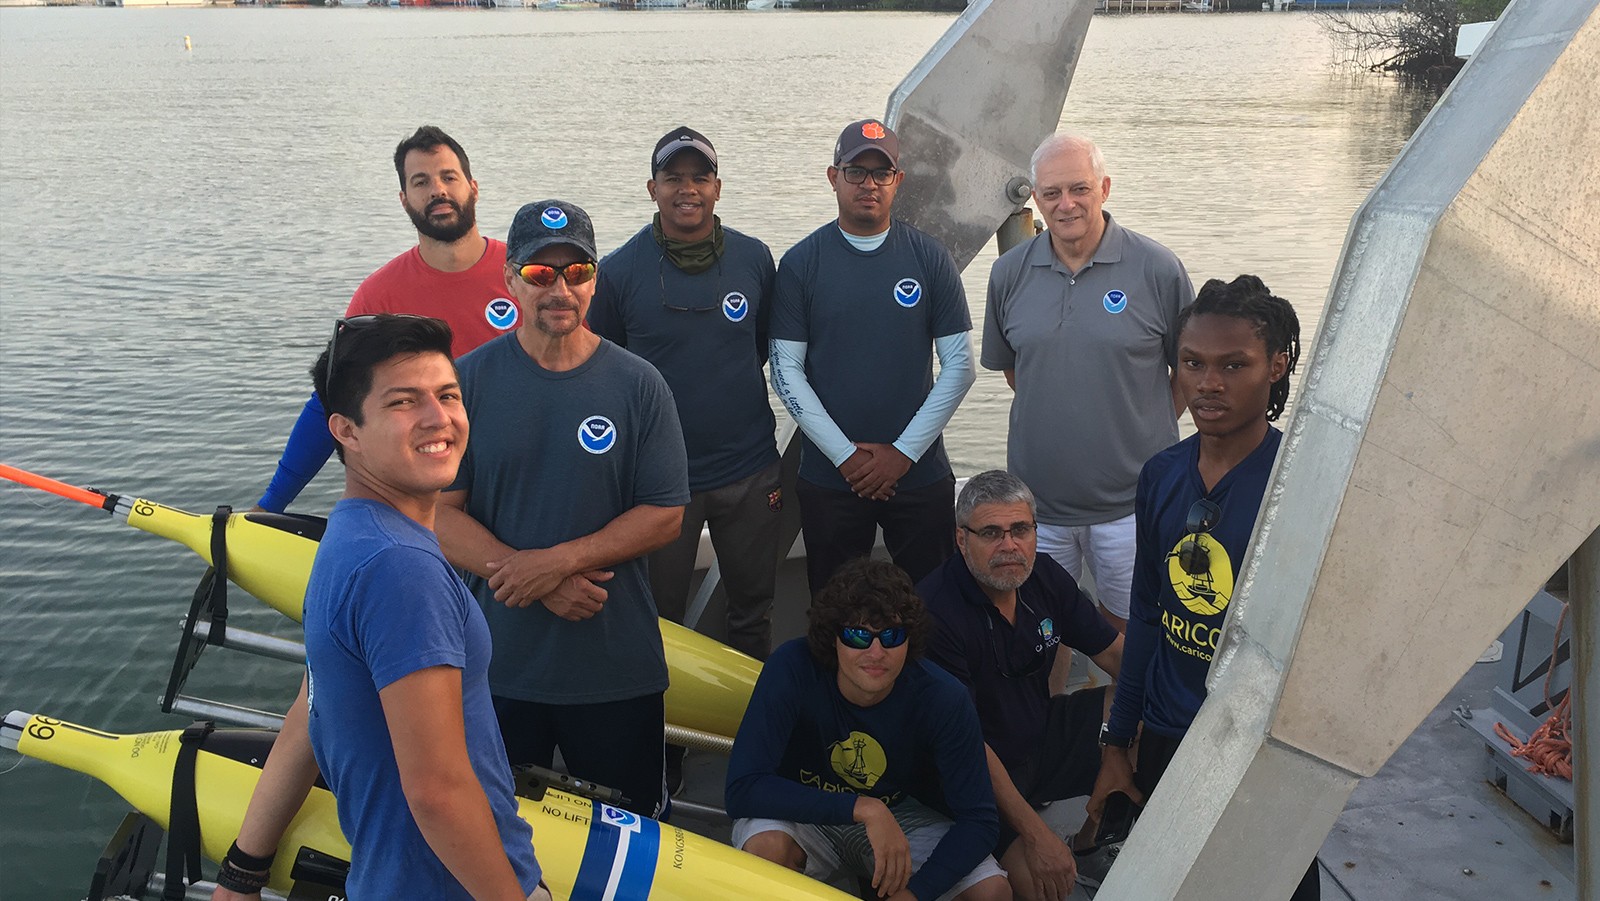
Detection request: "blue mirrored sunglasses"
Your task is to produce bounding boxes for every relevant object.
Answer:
[839,625,909,650]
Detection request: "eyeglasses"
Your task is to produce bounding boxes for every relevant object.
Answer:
[658,253,723,313]
[985,597,1048,680]
[1175,498,1222,576]
[961,521,1036,544]
[839,166,898,186]
[515,260,597,288]
[325,313,429,401]
[839,625,909,650]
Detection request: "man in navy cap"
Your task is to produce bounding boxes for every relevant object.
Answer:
[436,200,691,819]
[769,118,976,597]
[588,128,782,663]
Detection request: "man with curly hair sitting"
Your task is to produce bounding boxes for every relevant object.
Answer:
[725,558,1008,901]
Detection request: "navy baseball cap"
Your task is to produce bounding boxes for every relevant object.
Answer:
[653,126,718,174]
[506,200,597,263]
[834,118,899,167]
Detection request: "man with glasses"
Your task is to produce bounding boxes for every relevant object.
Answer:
[982,134,1195,632]
[770,118,976,597]
[435,200,690,819]
[919,470,1124,901]
[1090,275,1317,900]
[255,125,521,514]
[726,558,1008,901]
[587,127,781,664]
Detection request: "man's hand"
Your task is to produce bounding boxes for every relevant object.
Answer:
[1086,745,1142,823]
[540,571,614,621]
[1020,829,1078,900]
[846,443,911,501]
[839,447,874,484]
[210,885,263,901]
[485,547,576,607]
[854,797,911,899]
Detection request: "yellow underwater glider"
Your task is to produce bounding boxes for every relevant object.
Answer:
[0,464,759,743]
[1,709,851,900]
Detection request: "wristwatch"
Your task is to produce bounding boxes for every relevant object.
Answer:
[1098,722,1134,748]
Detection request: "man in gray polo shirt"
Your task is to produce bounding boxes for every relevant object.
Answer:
[588,127,781,662]
[982,134,1193,630]
[437,199,690,819]
[770,118,976,597]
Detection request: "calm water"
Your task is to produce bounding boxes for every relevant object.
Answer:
[0,7,1430,896]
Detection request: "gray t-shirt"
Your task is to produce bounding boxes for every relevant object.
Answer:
[450,334,691,704]
[982,214,1194,525]
[587,224,779,493]
[770,220,972,492]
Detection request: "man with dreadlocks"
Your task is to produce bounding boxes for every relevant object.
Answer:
[1088,274,1319,899]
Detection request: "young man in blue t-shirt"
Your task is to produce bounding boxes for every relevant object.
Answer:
[214,314,547,901]
[726,558,1008,901]
[769,118,976,596]
[1089,275,1317,899]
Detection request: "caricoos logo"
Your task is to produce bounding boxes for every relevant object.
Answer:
[578,415,617,455]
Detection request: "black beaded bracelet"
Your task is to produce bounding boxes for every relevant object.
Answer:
[215,860,270,894]
[226,840,276,872]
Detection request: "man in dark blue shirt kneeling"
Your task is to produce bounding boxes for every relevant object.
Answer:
[726,558,1007,901]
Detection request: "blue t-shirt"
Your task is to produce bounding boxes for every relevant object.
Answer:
[450,334,690,704]
[588,224,779,493]
[725,639,997,901]
[919,553,1118,776]
[1106,427,1283,740]
[769,221,972,492]
[303,499,539,899]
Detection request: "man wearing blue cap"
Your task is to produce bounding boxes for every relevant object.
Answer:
[770,118,976,597]
[436,200,691,819]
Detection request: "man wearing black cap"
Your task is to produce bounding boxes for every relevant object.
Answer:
[587,127,782,663]
[436,200,691,819]
[770,118,976,596]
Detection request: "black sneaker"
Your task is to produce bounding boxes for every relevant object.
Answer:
[1074,839,1122,897]
[665,743,686,797]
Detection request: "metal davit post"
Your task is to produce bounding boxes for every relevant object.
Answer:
[1573,529,1599,900]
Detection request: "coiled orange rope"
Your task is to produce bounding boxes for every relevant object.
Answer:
[1493,602,1574,781]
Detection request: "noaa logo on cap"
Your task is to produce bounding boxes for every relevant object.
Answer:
[722,291,749,322]
[577,415,617,455]
[1103,290,1128,314]
[484,298,519,330]
[600,804,641,831]
[893,278,922,308]
[541,207,569,230]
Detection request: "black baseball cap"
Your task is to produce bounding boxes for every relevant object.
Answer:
[506,200,597,263]
[653,126,718,174]
[834,118,899,167]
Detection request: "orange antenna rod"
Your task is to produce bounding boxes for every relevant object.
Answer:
[0,463,115,511]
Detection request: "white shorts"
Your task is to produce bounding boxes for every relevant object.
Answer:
[1036,514,1137,620]
[732,797,1006,901]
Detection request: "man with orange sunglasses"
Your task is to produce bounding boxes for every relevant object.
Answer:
[435,200,690,819]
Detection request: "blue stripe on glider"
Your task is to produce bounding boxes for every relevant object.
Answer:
[571,803,621,901]
[614,812,660,900]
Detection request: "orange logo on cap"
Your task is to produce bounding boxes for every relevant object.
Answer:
[861,122,886,140]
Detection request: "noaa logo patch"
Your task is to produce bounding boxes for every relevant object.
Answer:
[1103,290,1128,314]
[541,207,569,229]
[722,291,749,323]
[577,415,617,455]
[484,298,519,330]
[600,805,640,831]
[893,278,922,308]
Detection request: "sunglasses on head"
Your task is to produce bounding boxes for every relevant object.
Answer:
[515,260,597,288]
[1176,498,1222,576]
[326,313,430,399]
[839,625,909,650]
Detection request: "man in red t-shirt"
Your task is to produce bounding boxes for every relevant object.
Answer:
[255,126,519,512]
